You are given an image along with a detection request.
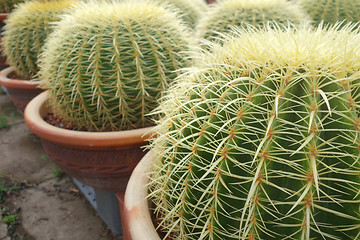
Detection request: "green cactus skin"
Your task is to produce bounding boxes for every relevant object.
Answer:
[0,0,24,13]
[1,0,78,79]
[161,0,208,28]
[149,24,360,240]
[298,0,360,27]
[39,0,192,131]
[196,0,309,42]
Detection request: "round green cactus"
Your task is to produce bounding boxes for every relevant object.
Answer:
[298,0,360,27]
[1,0,78,79]
[196,0,308,42]
[149,24,360,239]
[39,0,191,131]
[0,0,24,13]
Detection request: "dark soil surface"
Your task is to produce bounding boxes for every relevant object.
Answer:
[0,88,122,240]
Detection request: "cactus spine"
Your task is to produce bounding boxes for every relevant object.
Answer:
[39,0,191,131]
[1,0,78,79]
[196,0,308,42]
[298,0,360,27]
[149,24,360,239]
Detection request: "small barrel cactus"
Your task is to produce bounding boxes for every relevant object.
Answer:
[298,0,360,27]
[196,0,308,42]
[149,24,360,239]
[1,0,78,79]
[0,0,24,13]
[39,0,191,131]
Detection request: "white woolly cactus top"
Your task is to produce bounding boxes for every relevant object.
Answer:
[39,0,192,54]
[208,25,360,72]
[149,24,360,240]
[66,0,174,22]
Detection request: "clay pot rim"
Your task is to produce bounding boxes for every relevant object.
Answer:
[24,91,154,148]
[0,67,40,89]
[124,151,160,240]
[0,13,8,21]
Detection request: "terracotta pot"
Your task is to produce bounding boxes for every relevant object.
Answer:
[24,91,153,192]
[0,67,42,111]
[0,13,8,22]
[122,151,160,240]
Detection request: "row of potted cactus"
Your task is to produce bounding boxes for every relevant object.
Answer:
[0,0,203,237]
[1,0,360,239]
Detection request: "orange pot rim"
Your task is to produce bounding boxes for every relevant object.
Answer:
[124,151,160,240]
[0,13,8,21]
[24,91,155,148]
[0,67,40,89]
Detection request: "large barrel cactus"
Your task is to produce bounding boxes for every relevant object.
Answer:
[196,0,308,42]
[39,0,191,131]
[0,0,24,13]
[149,24,360,239]
[298,0,360,27]
[2,0,78,79]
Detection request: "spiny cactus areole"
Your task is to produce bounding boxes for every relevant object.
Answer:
[149,24,360,240]
[39,0,192,131]
[1,0,77,79]
[196,0,308,42]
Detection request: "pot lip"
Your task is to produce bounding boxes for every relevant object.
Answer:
[24,91,154,148]
[0,13,9,21]
[124,151,160,240]
[0,67,40,89]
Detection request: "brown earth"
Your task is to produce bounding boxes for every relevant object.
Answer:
[0,88,122,240]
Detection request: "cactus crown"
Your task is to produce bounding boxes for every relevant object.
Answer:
[298,0,360,27]
[1,0,77,79]
[196,0,308,42]
[0,0,24,13]
[149,24,360,240]
[39,0,191,131]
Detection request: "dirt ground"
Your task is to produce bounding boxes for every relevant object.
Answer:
[0,88,122,240]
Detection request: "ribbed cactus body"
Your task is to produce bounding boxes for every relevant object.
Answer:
[196,0,308,42]
[1,0,77,79]
[39,1,191,131]
[149,25,360,239]
[0,0,24,13]
[298,0,360,27]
